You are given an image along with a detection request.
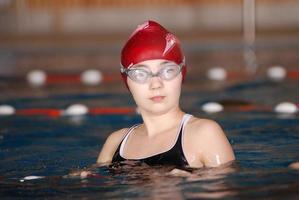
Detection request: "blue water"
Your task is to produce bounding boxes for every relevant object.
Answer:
[1,79,299,199]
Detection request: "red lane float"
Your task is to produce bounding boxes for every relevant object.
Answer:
[46,73,119,84]
[89,107,135,115]
[16,109,61,118]
[218,99,273,112]
[46,74,81,84]
[224,104,272,112]
[26,69,120,87]
[13,107,136,118]
[287,71,299,79]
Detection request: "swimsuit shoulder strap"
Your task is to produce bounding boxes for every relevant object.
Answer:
[181,113,192,131]
[170,113,193,148]
[180,113,192,150]
[119,124,140,157]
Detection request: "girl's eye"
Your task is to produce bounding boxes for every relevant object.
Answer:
[166,68,175,73]
[163,66,178,74]
[160,65,179,79]
[129,69,149,80]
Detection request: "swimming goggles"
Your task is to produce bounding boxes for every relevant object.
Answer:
[120,61,184,84]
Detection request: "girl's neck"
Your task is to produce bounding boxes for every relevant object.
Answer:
[139,107,185,138]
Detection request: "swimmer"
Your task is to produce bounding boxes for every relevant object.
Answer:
[97,20,235,168]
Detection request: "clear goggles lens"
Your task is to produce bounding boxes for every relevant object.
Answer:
[121,62,183,84]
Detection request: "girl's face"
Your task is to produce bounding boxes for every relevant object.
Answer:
[127,59,183,115]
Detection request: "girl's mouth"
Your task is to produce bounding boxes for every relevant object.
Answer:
[149,96,165,102]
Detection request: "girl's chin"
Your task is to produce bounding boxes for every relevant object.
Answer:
[138,106,173,115]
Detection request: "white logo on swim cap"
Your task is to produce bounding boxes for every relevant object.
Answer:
[163,33,176,56]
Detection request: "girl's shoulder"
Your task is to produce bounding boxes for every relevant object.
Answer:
[187,116,223,133]
[96,127,130,164]
[185,116,227,143]
[185,116,235,167]
[106,127,130,144]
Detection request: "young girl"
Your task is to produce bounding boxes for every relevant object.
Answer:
[97,20,235,168]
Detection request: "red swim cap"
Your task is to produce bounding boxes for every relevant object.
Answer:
[120,20,186,85]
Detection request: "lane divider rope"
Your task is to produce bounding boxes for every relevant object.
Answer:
[1,67,298,87]
[0,101,298,117]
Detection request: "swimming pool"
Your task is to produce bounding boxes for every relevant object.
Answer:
[1,75,299,199]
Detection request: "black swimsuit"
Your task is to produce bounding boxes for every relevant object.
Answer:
[112,114,192,167]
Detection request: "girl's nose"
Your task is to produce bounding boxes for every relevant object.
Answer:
[149,76,163,90]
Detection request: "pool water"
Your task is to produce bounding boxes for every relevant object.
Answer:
[1,79,299,199]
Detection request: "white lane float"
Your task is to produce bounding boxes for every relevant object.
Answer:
[26,70,47,87]
[0,105,15,116]
[63,104,89,116]
[206,67,227,81]
[20,175,45,182]
[274,102,298,114]
[201,102,224,113]
[267,66,287,81]
[80,69,103,86]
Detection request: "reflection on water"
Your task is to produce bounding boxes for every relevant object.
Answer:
[73,160,238,199]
